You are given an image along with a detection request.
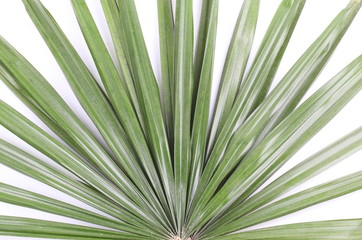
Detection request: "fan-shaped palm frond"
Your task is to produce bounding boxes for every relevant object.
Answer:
[0,0,362,239]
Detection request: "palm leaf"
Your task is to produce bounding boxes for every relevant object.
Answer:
[187,53,362,233]
[188,1,362,220]
[0,0,361,239]
[0,140,163,237]
[208,169,362,237]
[117,1,175,225]
[100,0,144,129]
[0,101,165,231]
[0,33,167,231]
[215,219,362,240]
[202,126,362,234]
[0,216,141,239]
[188,0,218,208]
[21,0,162,218]
[157,0,175,140]
[207,0,259,152]
[70,0,171,224]
[173,0,194,234]
[0,182,136,233]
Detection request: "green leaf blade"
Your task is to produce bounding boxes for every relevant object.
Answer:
[173,0,194,235]
[188,0,219,213]
[0,101,167,233]
[207,0,260,153]
[157,0,175,141]
[211,0,306,155]
[215,219,362,240]
[204,126,362,236]
[100,0,144,130]
[0,183,135,234]
[0,32,167,230]
[209,170,362,237]
[189,1,362,225]
[188,52,362,232]
[117,1,175,225]
[0,216,142,239]
[0,140,163,237]
[70,0,171,226]
[21,0,150,208]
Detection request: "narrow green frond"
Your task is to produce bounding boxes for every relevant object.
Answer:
[71,0,141,128]
[193,0,217,84]
[100,0,144,130]
[0,1,361,239]
[22,0,163,216]
[0,101,167,233]
[0,36,96,166]
[0,183,137,234]
[208,170,362,237]
[215,219,362,240]
[188,53,362,233]
[189,0,304,214]
[117,1,175,223]
[157,0,175,141]
[204,126,362,234]
[192,0,220,111]
[207,0,259,152]
[70,0,171,225]
[173,0,194,235]
[207,0,306,167]
[239,0,362,146]
[0,65,86,159]
[0,32,166,229]
[0,140,163,237]
[0,216,143,239]
[190,1,362,221]
[188,0,218,212]
[236,0,306,119]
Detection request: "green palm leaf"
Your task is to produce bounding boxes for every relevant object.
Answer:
[70,0,171,224]
[100,0,144,129]
[157,0,175,140]
[206,0,259,152]
[0,216,142,239]
[0,182,135,233]
[0,0,361,239]
[173,0,194,234]
[0,101,164,231]
[187,51,362,234]
[21,0,164,221]
[117,1,175,225]
[0,140,163,237]
[0,32,168,232]
[208,168,362,237]
[215,219,362,240]
[188,0,218,208]
[188,1,361,220]
[202,126,362,235]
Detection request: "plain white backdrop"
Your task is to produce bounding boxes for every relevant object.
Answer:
[0,0,362,239]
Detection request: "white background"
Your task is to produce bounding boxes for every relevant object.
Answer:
[0,0,362,239]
